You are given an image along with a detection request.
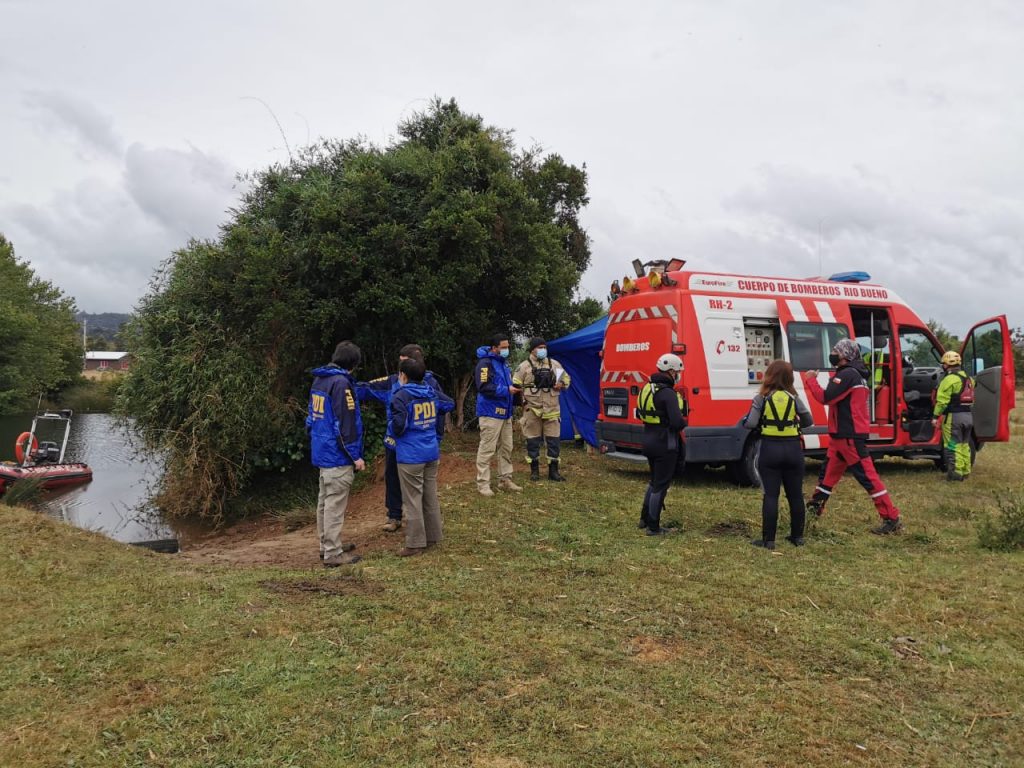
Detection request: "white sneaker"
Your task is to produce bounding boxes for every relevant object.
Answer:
[499,479,523,492]
[478,486,495,497]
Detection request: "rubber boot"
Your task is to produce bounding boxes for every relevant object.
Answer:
[548,460,566,482]
[530,460,540,481]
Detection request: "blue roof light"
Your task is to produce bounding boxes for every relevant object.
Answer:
[829,271,871,283]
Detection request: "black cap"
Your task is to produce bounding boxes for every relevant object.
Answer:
[528,337,546,352]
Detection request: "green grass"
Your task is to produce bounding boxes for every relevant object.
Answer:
[2,429,1023,766]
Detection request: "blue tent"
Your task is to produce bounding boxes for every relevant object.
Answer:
[546,315,608,446]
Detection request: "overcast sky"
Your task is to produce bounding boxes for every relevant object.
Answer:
[1,0,1021,334]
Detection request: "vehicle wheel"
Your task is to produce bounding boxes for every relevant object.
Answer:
[727,438,761,487]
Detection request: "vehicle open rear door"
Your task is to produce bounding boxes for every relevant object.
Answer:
[960,315,1016,442]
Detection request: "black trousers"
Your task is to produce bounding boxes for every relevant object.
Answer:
[525,435,561,462]
[757,438,805,542]
[384,446,402,520]
[640,451,677,532]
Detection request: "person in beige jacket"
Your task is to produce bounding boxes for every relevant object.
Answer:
[513,337,571,482]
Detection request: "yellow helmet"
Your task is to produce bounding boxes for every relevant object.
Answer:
[941,351,961,367]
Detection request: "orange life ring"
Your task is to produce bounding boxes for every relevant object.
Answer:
[15,432,38,464]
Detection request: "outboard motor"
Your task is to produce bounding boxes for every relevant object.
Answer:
[34,442,61,464]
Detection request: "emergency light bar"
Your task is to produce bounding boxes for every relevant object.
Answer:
[829,271,871,283]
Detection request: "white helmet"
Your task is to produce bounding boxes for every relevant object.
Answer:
[656,353,684,373]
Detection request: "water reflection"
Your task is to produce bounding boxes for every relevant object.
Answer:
[0,412,185,545]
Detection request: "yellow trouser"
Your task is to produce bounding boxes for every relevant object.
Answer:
[942,413,972,477]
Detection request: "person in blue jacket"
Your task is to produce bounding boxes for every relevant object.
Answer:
[474,333,523,497]
[357,343,448,533]
[307,340,364,567]
[390,357,455,557]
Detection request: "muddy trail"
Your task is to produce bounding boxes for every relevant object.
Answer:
[181,454,480,568]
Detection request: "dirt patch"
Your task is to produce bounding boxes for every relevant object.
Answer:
[627,635,684,663]
[890,636,924,662]
[261,578,381,597]
[704,519,752,537]
[180,455,479,568]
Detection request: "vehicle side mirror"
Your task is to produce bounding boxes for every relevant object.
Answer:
[901,356,914,372]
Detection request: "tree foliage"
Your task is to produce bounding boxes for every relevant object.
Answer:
[0,234,82,414]
[926,319,960,353]
[119,99,595,520]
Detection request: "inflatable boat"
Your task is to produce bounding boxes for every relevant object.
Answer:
[0,410,93,495]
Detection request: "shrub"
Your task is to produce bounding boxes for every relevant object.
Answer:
[977,491,1024,551]
[0,477,45,507]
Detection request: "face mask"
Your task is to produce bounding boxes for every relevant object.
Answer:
[535,349,548,360]
[499,348,510,359]
[828,353,840,366]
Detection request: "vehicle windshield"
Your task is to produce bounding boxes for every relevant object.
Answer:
[898,328,942,367]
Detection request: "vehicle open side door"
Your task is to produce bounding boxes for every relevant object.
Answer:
[959,315,1016,443]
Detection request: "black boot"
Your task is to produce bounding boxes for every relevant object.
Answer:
[548,460,566,482]
[530,460,540,481]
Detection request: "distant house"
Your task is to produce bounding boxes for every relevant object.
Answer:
[84,351,132,379]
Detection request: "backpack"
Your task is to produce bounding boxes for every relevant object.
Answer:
[957,372,975,406]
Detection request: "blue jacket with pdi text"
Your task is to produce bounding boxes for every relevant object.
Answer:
[390,382,456,464]
[356,371,449,447]
[307,366,363,468]
[474,347,514,420]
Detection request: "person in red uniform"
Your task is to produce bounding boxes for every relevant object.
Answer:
[804,338,903,535]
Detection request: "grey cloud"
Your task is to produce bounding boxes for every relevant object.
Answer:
[2,139,241,312]
[23,90,123,159]
[724,165,913,238]
[724,165,1024,277]
[4,177,176,311]
[124,143,240,238]
[887,78,949,110]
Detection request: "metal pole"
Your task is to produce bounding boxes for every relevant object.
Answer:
[869,313,876,423]
[58,415,72,464]
[24,416,39,466]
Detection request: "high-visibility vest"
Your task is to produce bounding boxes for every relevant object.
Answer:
[759,390,800,438]
[946,371,974,412]
[636,381,685,425]
[863,351,886,389]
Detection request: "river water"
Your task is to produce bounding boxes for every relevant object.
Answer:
[0,412,184,546]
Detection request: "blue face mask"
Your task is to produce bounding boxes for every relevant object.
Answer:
[535,348,548,360]
[499,348,510,359]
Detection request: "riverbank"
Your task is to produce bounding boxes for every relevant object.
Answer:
[3,435,1023,766]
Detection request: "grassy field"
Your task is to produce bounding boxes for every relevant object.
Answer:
[3,406,1023,767]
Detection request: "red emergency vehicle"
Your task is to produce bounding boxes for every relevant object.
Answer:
[597,260,1016,484]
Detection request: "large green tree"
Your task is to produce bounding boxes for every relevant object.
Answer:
[0,235,82,413]
[119,99,596,520]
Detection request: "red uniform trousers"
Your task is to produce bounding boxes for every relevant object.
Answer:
[811,437,899,520]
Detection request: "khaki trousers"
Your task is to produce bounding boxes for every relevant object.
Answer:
[316,465,354,560]
[398,460,442,549]
[521,410,560,439]
[477,416,513,490]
